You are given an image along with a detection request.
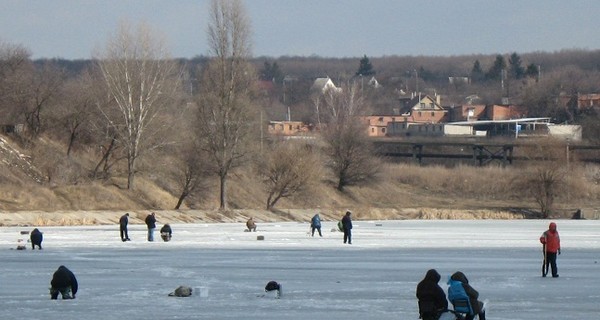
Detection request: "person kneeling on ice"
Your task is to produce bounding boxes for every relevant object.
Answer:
[416,269,448,320]
[50,265,78,300]
[264,281,282,298]
[246,217,257,232]
[30,228,43,250]
[160,224,172,242]
[447,271,486,320]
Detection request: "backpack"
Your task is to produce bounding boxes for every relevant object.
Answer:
[448,279,473,315]
[337,220,343,231]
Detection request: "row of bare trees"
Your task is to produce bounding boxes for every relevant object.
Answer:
[0,0,382,211]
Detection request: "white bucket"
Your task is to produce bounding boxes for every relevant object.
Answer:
[197,287,209,298]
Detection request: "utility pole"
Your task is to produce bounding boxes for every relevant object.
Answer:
[414,69,419,93]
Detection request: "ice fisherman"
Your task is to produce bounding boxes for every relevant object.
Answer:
[310,213,322,237]
[246,217,257,232]
[540,222,561,277]
[447,271,486,320]
[341,210,353,244]
[50,265,78,300]
[145,212,156,241]
[264,280,282,298]
[119,213,131,242]
[416,269,448,320]
[160,224,172,242]
[30,228,43,250]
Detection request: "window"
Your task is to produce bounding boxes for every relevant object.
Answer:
[431,112,435,117]
[371,128,375,133]
[382,128,386,133]
[288,125,293,130]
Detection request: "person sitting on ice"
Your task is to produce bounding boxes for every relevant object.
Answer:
[246,217,257,232]
[160,224,172,242]
[447,271,486,320]
[30,228,43,250]
[50,265,78,300]
[264,280,282,298]
[416,269,448,320]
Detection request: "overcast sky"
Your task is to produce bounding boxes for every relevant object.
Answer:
[1,0,600,60]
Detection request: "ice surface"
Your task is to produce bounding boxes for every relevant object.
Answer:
[1,219,599,320]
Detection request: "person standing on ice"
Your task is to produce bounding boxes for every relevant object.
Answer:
[341,210,353,244]
[145,212,157,241]
[416,269,448,320]
[119,213,131,242]
[447,271,486,320]
[50,265,78,300]
[310,213,322,237]
[540,221,561,277]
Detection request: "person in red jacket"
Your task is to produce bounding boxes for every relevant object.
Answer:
[540,222,561,278]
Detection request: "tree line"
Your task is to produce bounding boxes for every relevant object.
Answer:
[0,0,378,212]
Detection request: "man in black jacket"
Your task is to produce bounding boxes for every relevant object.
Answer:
[50,265,78,300]
[341,211,353,244]
[119,213,131,242]
[145,212,156,241]
[30,228,43,250]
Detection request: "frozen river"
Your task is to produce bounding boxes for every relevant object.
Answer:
[1,219,599,319]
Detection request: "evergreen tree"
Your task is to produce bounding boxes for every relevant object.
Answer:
[259,61,283,83]
[355,55,375,76]
[486,55,506,81]
[508,52,525,79]
[525,63,539,79]
[471,60,484,82]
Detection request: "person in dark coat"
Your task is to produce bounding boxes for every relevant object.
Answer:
[160,224,172,242]
[416,269,448,320]
[448,271,486,320]
[119,213,131,242]
[265,280,282,298]
[30,228,43,250]
[310,213,322,237]
[50,265,78,300]
[341,210,353,244]
[246,217,257,232]
[145,212,156,241]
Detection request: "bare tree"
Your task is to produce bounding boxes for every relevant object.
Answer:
[173,140,211,210]
[49,70,97,156]
[21,62,66,136]
[0,41,31,122]
[95,21,180,189]
[258,142,322,210]
[516,140,567,218]
[196,0,257,210]
[320,82,380,191]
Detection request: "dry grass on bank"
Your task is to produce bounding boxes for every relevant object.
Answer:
[3,149,600,226]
